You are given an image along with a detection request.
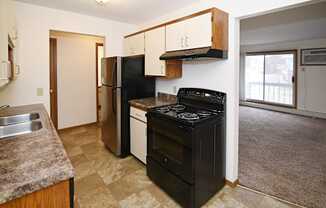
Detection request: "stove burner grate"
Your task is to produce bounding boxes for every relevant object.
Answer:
[171,104,186,112]
[197,110,212,117]
[177,112,200,121]
[156,106,171,113]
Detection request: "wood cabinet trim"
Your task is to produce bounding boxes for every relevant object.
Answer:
[211,8,229,51]
[125,8,215,38]
[0,179,72,208]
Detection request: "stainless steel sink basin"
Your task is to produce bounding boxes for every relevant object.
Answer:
[0,121,43,139]
[0,113,40,126]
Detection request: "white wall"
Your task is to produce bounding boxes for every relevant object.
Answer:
[0,2,136,112]
[241,18,326,45]
[240,1,326,45]
[135,0,310,182]
[51,33,103,129]
[240,38,326,114]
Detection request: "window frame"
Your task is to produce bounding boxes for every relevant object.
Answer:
[245,50,298,108]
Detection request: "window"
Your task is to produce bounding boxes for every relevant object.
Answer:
[245,51,296,107]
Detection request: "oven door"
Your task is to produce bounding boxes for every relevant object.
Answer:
[147,116,194,184]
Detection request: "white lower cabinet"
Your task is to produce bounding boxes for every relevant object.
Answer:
[130,107,147,164]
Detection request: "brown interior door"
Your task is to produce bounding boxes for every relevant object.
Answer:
[49,38,58,129]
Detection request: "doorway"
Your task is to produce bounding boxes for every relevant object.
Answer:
[49,38,58,129]
[238,2,326,208]
[96,43,104,123]
[49,31,105,130]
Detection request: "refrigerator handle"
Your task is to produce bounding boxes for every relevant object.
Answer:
[113,60,117,87]
[112,87,116,114]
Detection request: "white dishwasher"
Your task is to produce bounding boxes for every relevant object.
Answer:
[130,106,147,164]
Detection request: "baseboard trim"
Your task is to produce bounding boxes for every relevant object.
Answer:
[225,179,239,188]
[58,122,97,132]
[240,101,326,120]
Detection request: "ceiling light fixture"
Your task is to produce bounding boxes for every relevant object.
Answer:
[95,0,109,5]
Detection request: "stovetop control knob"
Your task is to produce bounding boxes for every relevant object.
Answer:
[163,157,168,164]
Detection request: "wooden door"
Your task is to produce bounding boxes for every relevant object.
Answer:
[49,38,58,129]
[145,27,166,76]
[184,13,212,49]
[166,20,186,52]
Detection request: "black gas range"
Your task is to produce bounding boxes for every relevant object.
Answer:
[146,88,226,208]
[150,103,224,126]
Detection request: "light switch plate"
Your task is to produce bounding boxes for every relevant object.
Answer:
[37,88,43,96]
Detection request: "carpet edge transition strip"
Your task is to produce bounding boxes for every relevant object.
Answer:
[238,185,307,208]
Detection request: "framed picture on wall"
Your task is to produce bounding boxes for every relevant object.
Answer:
[301,48,326,66]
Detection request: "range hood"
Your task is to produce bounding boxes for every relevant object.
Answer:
[160,47,228,60]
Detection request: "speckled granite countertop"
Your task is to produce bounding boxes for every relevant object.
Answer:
[129,93,177,111]
[0,104,74,205]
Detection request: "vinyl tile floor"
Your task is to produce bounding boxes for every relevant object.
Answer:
[59,124,300,208]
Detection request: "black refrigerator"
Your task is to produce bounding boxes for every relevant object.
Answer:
[101,56,155,157]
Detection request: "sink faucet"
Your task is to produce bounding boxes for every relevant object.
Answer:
[0,105,10,111]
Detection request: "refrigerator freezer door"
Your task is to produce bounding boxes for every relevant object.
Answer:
[101,57,122,87]
[101,85,122,156]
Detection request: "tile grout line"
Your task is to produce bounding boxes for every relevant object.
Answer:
[238,185,307,208]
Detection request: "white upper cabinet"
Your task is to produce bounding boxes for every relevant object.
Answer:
[184,13,212,50]
[0,0,16,87]
[166,13,212,52]
[166,20,186,52]
[124,33,145,56]
[145,27,166,76]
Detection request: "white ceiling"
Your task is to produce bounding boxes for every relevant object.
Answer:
[15,0,200,24]
[240,1,326,45]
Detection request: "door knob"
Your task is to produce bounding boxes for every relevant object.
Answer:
[50,89,53,93]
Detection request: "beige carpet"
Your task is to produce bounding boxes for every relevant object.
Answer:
[239,106,326,208]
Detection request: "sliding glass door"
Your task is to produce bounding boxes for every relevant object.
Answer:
[245,51,296,107]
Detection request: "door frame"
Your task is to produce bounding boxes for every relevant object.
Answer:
[49,38,58,129]
[96,43,104,123]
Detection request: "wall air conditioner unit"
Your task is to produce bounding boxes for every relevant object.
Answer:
[301,48,326,66]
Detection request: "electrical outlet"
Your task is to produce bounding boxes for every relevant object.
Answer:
[173,86,177,94]
[36,88,43,96]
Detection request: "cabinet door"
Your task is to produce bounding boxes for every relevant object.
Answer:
[127,33,145,56]
[0,0,9,63]
[184,13,212,49]
[166,21,186,52]
[145,27,166,76]
[130,117,147,164]
[123,38,131,56]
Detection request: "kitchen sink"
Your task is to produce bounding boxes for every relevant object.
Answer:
[0,121,43,139]
[0,113,40,126]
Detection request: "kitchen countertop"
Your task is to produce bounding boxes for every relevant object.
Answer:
[129,93,177,111]
[0,104,74,205]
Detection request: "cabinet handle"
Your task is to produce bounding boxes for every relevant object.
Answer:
[185,36,189,47]
[181,37,184,48]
